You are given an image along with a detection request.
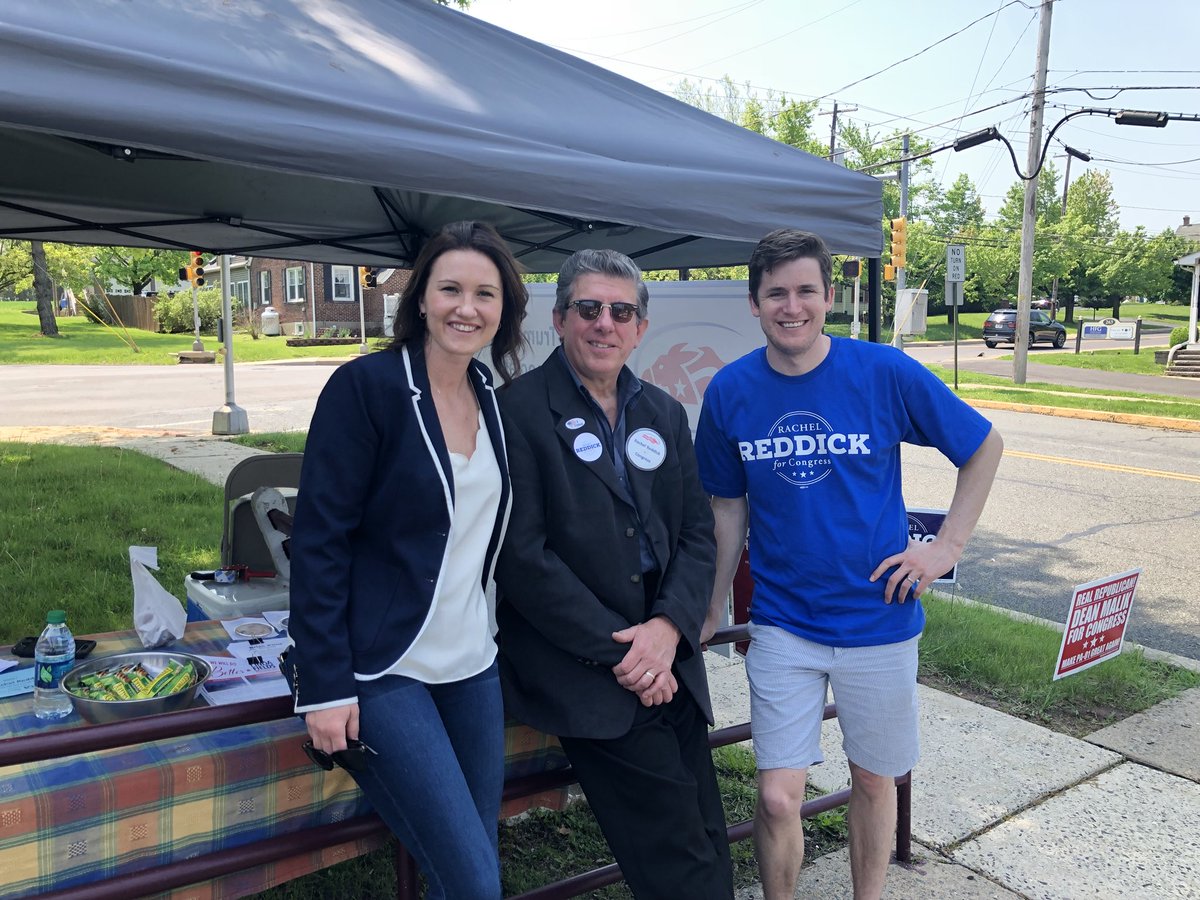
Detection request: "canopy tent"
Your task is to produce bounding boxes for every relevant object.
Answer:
[0,0,882,273]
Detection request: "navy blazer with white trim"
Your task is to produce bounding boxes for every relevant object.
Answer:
[286,342,511,712]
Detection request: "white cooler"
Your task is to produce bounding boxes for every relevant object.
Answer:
[185,574,290,619]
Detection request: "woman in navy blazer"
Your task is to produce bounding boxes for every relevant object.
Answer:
[286,221,528,899]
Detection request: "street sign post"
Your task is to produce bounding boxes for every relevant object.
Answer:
[946,244,965,285]
[946,245,965,389]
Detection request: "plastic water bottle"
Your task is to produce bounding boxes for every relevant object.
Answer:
[34,610,76,720]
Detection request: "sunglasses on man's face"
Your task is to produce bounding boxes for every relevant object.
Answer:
[569,299,639,324]
[302,739,378,772]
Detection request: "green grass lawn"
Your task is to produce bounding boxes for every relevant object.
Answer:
[925,366,1200,421]
[0,302,384,365]
[1018,347,1165,375]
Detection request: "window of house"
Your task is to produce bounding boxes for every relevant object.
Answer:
[331,265,354,302]
[260,271,272,307]
[286,267,305,303]
[231,278,251,308]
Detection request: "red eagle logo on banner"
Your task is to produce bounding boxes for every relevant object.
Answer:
[641,343,726,405]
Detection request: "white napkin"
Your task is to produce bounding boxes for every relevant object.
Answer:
[130,546,186,648]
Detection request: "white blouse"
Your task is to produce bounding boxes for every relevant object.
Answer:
[386,410,502,683]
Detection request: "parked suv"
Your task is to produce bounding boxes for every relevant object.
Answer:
[983,309,1067,349]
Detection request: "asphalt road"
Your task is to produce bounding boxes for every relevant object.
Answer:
[901,407,1200,661]
[2,354,1197,660]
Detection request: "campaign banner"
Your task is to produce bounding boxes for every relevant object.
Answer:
[519,281,764,434]
[905,508,957,584]
[1054,568,1141,680]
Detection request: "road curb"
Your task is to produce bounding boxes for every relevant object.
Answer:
[964,398,1200,432]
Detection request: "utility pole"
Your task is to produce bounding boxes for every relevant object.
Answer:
[1014,0,1054,384]
[820,101,857,157]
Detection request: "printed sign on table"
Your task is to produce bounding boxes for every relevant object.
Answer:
[1054,568,1141,680]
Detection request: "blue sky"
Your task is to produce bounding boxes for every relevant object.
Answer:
[465,0,1198,236]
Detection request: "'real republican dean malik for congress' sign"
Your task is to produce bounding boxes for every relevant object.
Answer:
[1054,568,1141,680]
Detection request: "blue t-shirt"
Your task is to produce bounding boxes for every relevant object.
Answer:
[695,337,992,648]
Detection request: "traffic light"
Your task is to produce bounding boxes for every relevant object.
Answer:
[187,251,206,287]
[365,268,378,289]
[358,266,377,291]
[890,217,907,269]
[884,264,896,281]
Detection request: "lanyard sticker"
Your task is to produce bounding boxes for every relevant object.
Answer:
[573,432,603,462]
[626,428,667,471]
[565,417,585,430]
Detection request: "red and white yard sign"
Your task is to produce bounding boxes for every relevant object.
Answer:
[1054,568,1141,680]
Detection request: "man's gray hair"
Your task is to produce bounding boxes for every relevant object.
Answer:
[554,249,650,319]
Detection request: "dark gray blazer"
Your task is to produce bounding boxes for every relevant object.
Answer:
[495,350,715,739]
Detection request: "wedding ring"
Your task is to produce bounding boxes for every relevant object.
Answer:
[644,670,656,680]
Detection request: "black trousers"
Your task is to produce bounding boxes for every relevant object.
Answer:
[559,683,734,900]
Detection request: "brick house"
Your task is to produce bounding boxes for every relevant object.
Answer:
[246,259,411,337]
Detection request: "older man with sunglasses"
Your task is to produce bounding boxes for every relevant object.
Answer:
[495,249,732,899]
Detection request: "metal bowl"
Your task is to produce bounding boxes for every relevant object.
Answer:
[60,651,211,724]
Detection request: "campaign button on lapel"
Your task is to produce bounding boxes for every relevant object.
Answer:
[626,427,667,471]
[573,432,603,462]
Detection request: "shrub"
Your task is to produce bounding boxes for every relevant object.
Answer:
[1170,326,1190,347]
[154,288,222,333]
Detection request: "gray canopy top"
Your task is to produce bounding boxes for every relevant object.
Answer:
[0,0,883,271]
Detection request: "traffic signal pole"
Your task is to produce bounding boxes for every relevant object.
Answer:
[212,254,249,435]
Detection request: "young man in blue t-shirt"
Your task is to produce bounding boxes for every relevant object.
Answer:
[694,229,1003,900]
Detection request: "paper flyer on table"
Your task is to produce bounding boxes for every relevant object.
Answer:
[199,675,290,706]
[195,654,281,682]
[224,636,289,662]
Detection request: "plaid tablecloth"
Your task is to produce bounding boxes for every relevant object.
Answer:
[0,620,567,899]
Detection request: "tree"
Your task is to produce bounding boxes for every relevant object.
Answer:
[30,241,59,336]
[0,239,32,298]
[93,247,188,296]
[929,174,985,237]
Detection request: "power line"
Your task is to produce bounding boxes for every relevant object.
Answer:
[811,0,1036,103]
[618,0,768,55]
[688,0,869,71]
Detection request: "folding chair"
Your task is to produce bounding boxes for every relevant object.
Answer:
[220,453,304,572]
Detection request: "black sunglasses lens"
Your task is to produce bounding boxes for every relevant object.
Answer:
[574,300,636,323]
[574,300,601,320]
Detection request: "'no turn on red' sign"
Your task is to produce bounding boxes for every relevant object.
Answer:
[1054,568,1141,680]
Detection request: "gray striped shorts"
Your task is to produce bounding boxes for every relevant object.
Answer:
[745,623,919,777]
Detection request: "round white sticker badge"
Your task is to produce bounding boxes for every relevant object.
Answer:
[626,428,667,471]
[565,417,585,431]
[573,432,603,462]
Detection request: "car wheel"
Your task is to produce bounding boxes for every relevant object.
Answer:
[1027,331,1035,350]
[985,340,996,349]
[1053,331,1065,348]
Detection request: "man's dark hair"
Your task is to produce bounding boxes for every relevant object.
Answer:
[748,229,833,304]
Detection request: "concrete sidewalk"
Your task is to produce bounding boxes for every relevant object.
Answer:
[114,433,1200,899]
[706,651,1200,899]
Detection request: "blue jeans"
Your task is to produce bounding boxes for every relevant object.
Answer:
[352,661,504,900]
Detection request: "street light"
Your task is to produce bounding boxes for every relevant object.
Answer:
[1115,109,1168,128]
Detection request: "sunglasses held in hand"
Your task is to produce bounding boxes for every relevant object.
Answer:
[302,739,378,772]
[569,299,639,324]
